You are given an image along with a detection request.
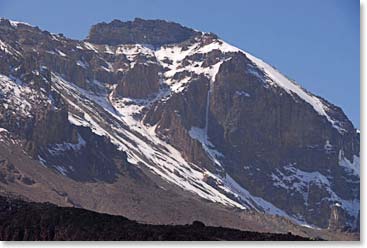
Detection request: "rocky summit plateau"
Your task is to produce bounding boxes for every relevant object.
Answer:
[0,18,360,241]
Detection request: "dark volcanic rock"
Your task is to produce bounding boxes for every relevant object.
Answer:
[86,18,199,46]
[0,196,312,241]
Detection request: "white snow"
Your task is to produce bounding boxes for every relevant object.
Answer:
[47,133,86,155]
[0,128,8,133]
[0,40,13,55]
[271,163,359,221]
[338,150,360,177]
[235,90,250,97]
[222,174,297,221]
[271,165,331,199]
[189,127,224,166]
[324,140,333,152]
[154,39,230,93]
[83,42,99,52]
[76,60,88,69]
[0,40,21,57]
[0,74,34,117]
[8,20,31,27]
[68,113,90,127]
[104,45,115,54]
[54,165,67,176]
[115,44,155,61]
[51,73,250,209]
[37,155,47,166]
[196,40,239,54]
[56,49,67,57]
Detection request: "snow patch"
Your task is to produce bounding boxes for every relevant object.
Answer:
[0,40,17,55]
[235,90,250,97]
[83,42,99,52]
[47,133,86,155]
[271,163,359,222]
[0,128,8,133]
[8,19,31,27]
[56,49,67,57]
[0,74,34,117]
[155,38,230,93]
[76,60,88,69]
[339,150,360,177]
[271,165,331,199]
[222,174,295,219]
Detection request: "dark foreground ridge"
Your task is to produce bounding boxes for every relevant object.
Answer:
[0,196,313,241]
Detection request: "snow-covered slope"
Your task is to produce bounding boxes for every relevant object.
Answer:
[52,71,303,220]
[48,36,358,227]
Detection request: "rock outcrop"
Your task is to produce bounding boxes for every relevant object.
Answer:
[115,62,161,98]
[86,18,199,47]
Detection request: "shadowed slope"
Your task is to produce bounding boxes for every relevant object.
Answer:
[0,196,313,241]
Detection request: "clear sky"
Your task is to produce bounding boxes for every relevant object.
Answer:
[0,0,360,127]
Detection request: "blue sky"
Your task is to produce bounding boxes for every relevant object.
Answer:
[0,0,360,127]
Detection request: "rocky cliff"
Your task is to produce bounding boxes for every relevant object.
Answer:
[86,18,199,47]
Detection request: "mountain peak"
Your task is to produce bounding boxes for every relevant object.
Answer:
[0,17,360,236]
[85,18,200,47]
[0,18,32,29]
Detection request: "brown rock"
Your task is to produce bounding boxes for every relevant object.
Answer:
[115,63,161,98]
[86,18,199,47]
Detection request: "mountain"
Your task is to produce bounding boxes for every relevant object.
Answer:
[0,18,359,240]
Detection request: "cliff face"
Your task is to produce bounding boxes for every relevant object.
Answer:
[205,53,358,227]
[0,18,359,235]
[141,35,359,229]
[115,62,161,98]
[86,18,199,47]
